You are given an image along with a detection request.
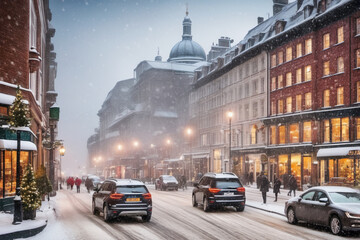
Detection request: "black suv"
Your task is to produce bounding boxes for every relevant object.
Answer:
[192,172,246,212]
[92,179,152,222]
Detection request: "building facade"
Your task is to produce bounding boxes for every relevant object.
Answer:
[0,0,58,210]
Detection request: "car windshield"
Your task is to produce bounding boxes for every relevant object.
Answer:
[116,186,147,194]
[329,192,360,203]
[163,176,176,181]
[214,179,241,189]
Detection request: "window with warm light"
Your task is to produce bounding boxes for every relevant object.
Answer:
[337,87,344,105]
[324,89,330,107]
[305,65,311,81]
[356,49,360,68]
[251,125,257,144]
[337,26,344,43]
[323,33,330,49]
[286,47,292,61]
[271,77,276,91]
[337,57,344,73]
[296,43,302,58]
[296,94,302,111]
[324,120,330,142]
[305,39,312,54]
[278,99,284,114]
[271,101,276,115]
[331,118,341,142]
[323,61,330,76]
[286,97,292,113]
[341,117,349,141]
[305,92,312,109]
[289,123,299,143]
[0,106,8,116]
[357,81,360,102]
[286,72,292,86]
[357,18,360,35]
[356,118,360,140]
[270,126,276,144]
[278,51,283,65]
[279,155,288,176]
[271,54,277,67]
[278,75,283,89]
[279,125,286,144]
[296,68,302,83]
[303,121,312,142]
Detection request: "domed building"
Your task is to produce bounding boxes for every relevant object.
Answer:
[168,10,206,64]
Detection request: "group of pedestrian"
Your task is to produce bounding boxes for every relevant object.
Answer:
[258,172,297,204]
[66,177,82,193]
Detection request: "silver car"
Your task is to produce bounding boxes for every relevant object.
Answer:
[285,186,360,235]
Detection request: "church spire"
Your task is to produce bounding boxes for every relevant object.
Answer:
[182,4,192,40]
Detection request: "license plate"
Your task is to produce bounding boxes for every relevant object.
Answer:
[126,198,140,202]
[224,192,234,196]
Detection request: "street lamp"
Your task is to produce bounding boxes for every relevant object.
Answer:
[227,111,233,172]
[59,145,65,189]
[186,128,193,182]
[118,144,123,151]
[133,141,139,178]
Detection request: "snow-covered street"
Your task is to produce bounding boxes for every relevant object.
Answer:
[27,185,359,240]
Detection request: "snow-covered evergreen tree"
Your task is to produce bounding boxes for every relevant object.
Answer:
[8,86,30,128]
[21,164,41,211]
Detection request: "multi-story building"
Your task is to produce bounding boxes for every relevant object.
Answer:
[88,11,207,180]
[0,0,58,210]
[263,0,360,188]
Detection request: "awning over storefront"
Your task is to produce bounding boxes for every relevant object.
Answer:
[317,147,360,158]
[0,139,37,151]
[164,158,183,162]
[192,154,209,159]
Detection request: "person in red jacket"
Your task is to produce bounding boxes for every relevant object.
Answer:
[67,177,75,190]
[75,177,82,193]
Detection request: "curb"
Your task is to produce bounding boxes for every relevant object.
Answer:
[0,220,47,240]
[245,204,285,217]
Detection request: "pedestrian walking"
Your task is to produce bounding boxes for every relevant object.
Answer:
[180,175,187,190]
[259,172,270,204]
[75,177,82,193]
[273,176,281,202]
[249,172,254,186]
[287,174,297,197]
[67,177,75,190]
[85,177,93,193]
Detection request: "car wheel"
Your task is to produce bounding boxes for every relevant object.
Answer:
[192,194,198,207]
[236,206,245,212]
[92,200,98,215]
[287,207,297,224]
[330,215,342,235]
[103,205,111,222]
[142,213,152,222]
[203,198,210,212]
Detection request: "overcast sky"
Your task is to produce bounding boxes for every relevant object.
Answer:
[50,0,294,176]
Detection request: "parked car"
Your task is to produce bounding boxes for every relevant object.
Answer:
[155,175,178,191]
[92,179,152,222]
[285,186,360,235]
[192,172,246,212]
[88,175,101,188]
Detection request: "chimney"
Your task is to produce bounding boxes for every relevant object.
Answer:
[297,0,304,10]
[273,0,288,15]
[257,17,264,24]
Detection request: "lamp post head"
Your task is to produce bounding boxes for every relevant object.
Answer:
[227,111,233,119]
[166,139,171,145]
[150,144,155,148]
[59,145,66,156]
[186,128,192,136]
[118,144,123,151]
[133,141,139,147]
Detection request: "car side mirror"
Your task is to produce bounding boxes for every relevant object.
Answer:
[193,182,199,187]
[319,197,329,204]
[298,198,302,202]
[93,187,98,192]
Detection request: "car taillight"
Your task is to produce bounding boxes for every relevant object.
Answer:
[237,187,245,193]
[209,188,221,193]
[109,193,124,199]
[143,193,152,200]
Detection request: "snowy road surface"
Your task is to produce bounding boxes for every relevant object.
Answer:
[29,185,360,240]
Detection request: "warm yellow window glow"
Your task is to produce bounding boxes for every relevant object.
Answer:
[357,49,360,68]
[296,43,302,58]
[357,81,360,102]
[331,118,341,142]
[305,39,312,54]
[286,47,292,62]
[324,89,330,107]
[271,54,277,67]
[279,125,286,144]
[337,87,344,105]
[337,26,344,43]
[303,121,312,142]
[271,77,276,91]
[323,33,330,49]
[278,99,284,114]
[286,72,292,86]
[270,125,276,144]
[286,97,292,113]
[305,65,311,81]
[296,68,302,83]
[305,92,312,109]
[356,118,360,140]
[337,57,344,73]
[289,123,299,143]
[296,94,302,111]
[342,117,349,141]
[278,75,283,89]
[278,51,283,65]
[323,61,330,76]
[324,120,330,142]
[279,155,288,176]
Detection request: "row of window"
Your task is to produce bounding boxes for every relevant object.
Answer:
[322,26,344,50]
[271,39,312,68]
[271,65,312,91]
[269,117,356,145]
[271,92,312,115]
[323,57,344,76]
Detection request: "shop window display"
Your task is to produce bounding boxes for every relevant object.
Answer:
[303,157,312,185]
[291,154,301,186]
[289,123,299,143]
[279,155,288,178]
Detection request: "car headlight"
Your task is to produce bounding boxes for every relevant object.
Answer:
[345,211,360,219]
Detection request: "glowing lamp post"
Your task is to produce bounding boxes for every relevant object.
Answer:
[59,145,65,189]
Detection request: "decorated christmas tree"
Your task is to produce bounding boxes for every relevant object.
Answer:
[9,86,30,127]
[21,164,41,219]
[35,165,53,200]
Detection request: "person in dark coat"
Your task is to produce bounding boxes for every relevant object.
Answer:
[75,177,82,193]
[273,176,281,202]
[259,172,270,204]
[249,172,254,185]
[85,177,93,193]
[287,174,297,197]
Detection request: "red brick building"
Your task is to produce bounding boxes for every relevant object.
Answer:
[264,0,360,188]
[0,0,58,210]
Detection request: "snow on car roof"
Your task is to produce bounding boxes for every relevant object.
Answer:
[306,186,358,193]
[108,179,145,186]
